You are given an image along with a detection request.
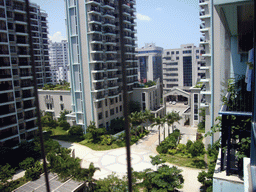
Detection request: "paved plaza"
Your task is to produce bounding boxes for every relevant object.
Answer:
[58,124,202,192]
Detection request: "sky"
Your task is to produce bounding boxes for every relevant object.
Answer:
[30,0,201,49]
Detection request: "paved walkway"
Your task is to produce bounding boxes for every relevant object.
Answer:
[58,125,202,192]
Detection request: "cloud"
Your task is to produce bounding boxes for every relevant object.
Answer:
[156,8,162,11]
[136,13,151,21]
[49,31,66,42]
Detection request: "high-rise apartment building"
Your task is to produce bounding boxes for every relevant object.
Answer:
[64,0,138,130]
[162,44,205,92]
[49,40,70,84]
[136,43,163,83]
[0,0,50,147]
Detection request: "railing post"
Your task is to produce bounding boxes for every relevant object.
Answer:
[226,117,231,176]
[221,114,227,171]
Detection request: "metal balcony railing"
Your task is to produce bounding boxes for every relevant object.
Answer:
[219,76,252,176]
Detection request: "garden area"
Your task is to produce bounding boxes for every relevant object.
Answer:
[42,109,154,151]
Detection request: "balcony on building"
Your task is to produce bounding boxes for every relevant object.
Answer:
[102,0,115,10]
[102,10,115,19]
[95,93,105,101]
[86,0,101,6]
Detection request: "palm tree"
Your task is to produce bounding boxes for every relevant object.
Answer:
[165,111,182,136]
[129,111,143,137]
[87,162,100,191]
[142,109,154,130]
[151,116,165,145]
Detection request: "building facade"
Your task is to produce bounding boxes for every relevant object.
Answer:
[38,89,72,120]
[0,0,50,147]
[64,0,138,130]
[49,40,70,84]
[162,44,205,92]
[136,43,163,83]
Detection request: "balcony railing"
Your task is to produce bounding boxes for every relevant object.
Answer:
[219,76,252,176]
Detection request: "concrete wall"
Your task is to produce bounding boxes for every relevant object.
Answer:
[38,90,72,119]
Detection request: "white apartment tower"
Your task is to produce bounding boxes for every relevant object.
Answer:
[0,0,50,147]
[65,0,138,130]
[136,43,163,83]
[162,44,205,92]
[49,40,70,84]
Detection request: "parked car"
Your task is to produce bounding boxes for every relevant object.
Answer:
[184,101,188,105]
[172,101,176,105]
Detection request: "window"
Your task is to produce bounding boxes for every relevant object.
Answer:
[60,104,64,110]
[196,56,199,59]
[120,105,122,112]
[119,95,122,102]
[194,94,198,103]
[110,109,114,116]
[176,57,179,60]
[116,107,118,113]
[165,62,178,66]
[164,57,171,60]
[60,95,63,101]
[98,112,102,120]
[176,51,179,54]
[183,50,192,54]
[142,103,146,111]
[105,111,108,118]
[196,50,199,53]
[110,98,114,105]
[115,97,118,103]
[166,51,170,55]
[171,51,174,54]
[142,93,145,101]
[47,103,49,109]
[98,101,102,108]
[105,99,108,106]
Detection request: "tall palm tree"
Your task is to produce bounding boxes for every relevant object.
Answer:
[143,109,154,130]
[165,111,182,136]
[151,116,165,145]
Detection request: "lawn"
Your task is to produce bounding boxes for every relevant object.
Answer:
[46,126,85,143]
[160,153,207,169]
[79,140,125,151]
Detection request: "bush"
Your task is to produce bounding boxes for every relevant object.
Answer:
[59,120,70,130]
[19,157,35,170]
[168,149,177,155]
[109,118,124,134]
[177,144,186,154]
[68,125,84,136]
[100,135,113,145]
[156,131,180,154]
[189,140,205,157]
[25,161,42,181]
[186,140,193,150]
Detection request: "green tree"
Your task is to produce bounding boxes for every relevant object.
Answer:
[129,101,141,113]
[86,121,106,143]
[189,140,205,157]
[68,125,84,136]
[19,157,35,170]
[24,161,43,181]
[165,111,181,136]
[41,112,58,128]
[58,110,69,122]
[151,116,165,145]
[0,164,16,187]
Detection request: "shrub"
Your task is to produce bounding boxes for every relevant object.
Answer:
[19,157,35,170]
[25,161,42,181]
[109,118,124,134]
[177,144,186,154]
[100,135,113,145]
[186,140,193,150]
[68,125,84,136]
[189,140,205,157]
[168,149,177,155]
[59,120,70,130]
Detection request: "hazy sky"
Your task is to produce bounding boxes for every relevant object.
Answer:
[30,0,201,49]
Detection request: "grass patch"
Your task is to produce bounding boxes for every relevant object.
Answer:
[47,126,84,143]
[160,153,207,169]
[79,140,124,151]
[197,128,205,134]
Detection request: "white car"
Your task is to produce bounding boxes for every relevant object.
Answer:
[172,101,176,105]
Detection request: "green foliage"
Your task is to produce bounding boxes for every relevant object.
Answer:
[41,112,58,128]
[58,110,69,122]
[19,157,35,170]
[157,130,180,154]
[86,121,106,143]
[42,81,71,90]
[58,120,70,130]
[0,164,16,186]
[109,118,124,134]
[194,82,203,88]
[68,125,84,136]
[129,100,141,113]
[177,144,186,154]
[100,135,114,145]
[95,173,128,192]
[24,161,43,181]
[188,140,205,157]
[198,108,206,132]
[168,149,177,155]
[150,155,166,166]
